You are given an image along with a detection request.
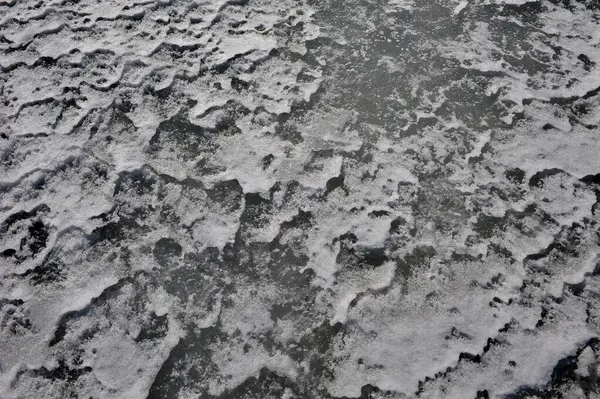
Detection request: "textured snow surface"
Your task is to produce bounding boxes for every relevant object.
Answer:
[1,0,600,398]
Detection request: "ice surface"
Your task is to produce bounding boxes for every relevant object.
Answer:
[1,0,600,398]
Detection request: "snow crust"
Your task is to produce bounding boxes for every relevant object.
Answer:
[1,0,600,398]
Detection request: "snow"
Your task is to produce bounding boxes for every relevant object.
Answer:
[1,0,599,398]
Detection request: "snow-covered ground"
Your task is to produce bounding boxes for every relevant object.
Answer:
[1,0,600,398]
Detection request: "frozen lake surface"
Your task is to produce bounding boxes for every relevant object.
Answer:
[1,0,600,397]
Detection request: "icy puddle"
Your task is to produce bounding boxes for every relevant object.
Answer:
[1,0,600,398]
